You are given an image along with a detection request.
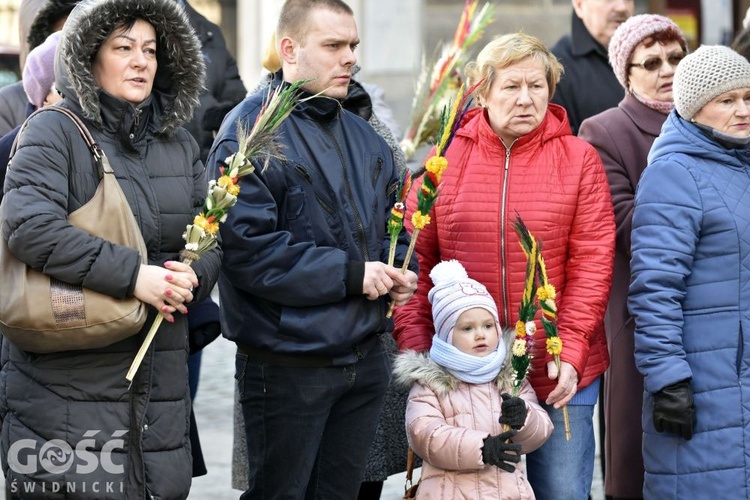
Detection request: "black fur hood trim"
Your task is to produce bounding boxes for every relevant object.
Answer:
[55,0,206,134]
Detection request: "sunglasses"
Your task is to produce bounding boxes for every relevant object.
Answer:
[629,53,686,72]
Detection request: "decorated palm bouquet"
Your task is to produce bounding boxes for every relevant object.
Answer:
[386,82,478,318]
[511,216,537,398]
[126,80,309,384]
[512,213,571,441]
[400,0,494,160]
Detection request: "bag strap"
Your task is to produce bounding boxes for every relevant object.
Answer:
[405,446,416,490]
[10,106,108,177]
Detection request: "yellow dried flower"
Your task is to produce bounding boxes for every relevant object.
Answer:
[217,175,240,196]
[194,214,220,235]
[515,321,525,336]
[425,156,448,176]
[546,337,563,356]
[537,284,556,301]
[411,211,431,229]
[512,339,527,357]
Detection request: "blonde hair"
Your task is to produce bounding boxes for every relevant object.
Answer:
[263,32,281,73]
[465,33,564,102]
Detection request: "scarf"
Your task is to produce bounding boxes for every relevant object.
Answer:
[632,91,675,115]
[429,336,506,384]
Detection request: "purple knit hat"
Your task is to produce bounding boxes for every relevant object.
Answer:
[608,14,687,89]
[23,31,61,108]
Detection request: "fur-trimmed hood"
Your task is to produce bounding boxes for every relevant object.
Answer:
[393,330,517,396]
[55,0,205,134]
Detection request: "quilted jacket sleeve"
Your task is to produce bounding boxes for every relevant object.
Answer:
[405,382,488,471]
[554,144,615,375]
[629,159,698,393]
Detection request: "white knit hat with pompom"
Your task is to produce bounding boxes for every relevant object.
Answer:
[428,260,499,343]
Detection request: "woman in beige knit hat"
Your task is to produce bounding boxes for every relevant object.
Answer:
[629,44,750,499]
[577,14,687,500]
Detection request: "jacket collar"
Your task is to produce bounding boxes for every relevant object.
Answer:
[393,350,516,397]
[97,91,155,142]
[619,94,668,137]
[570,12,608,59]
[463,103,571,156]
[273,70,342,122]
[651,111,750,168]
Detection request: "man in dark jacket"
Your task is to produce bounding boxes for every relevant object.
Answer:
[551,0,633,134]
[207,0,418,498]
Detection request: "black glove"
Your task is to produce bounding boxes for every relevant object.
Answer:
[498,393,527,430]
[653,380,696,440]
[481,430,522,472]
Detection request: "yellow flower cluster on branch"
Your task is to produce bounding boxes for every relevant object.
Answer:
[217,174,240,196]
[425,156,448,178]
[411,211,431,230]
[513,212,571,439]
[537,284,556,301]
[546,337,563,356]
[193,214,219,235]
[512,338,527,357]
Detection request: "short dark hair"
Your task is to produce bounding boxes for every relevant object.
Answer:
[277,0,353,45]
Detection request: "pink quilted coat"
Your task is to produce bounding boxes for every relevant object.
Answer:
[394,350,553,499]
[393,104,615,402]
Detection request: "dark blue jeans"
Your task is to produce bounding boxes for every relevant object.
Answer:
[236,341,391,500]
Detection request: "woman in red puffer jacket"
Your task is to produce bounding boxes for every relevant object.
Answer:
[393,32,615,499]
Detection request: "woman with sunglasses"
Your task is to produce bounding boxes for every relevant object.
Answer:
[578,14,687,500]
[629,45,750,498]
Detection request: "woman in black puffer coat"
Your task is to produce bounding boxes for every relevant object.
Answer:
[0,0,220,498]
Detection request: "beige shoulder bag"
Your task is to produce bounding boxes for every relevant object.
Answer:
[0,106,148,352]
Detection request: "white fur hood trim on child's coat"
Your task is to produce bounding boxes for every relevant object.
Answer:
[393,349,516,397]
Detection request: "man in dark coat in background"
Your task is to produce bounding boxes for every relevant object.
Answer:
[176,0,246,164]
[551,0,633,134]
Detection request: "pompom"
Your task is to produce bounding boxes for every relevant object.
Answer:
[429,260,469,287]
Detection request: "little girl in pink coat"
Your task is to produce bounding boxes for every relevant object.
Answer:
[394,260,553,499]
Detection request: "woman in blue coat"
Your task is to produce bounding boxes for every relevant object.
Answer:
[629,45,750,499]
